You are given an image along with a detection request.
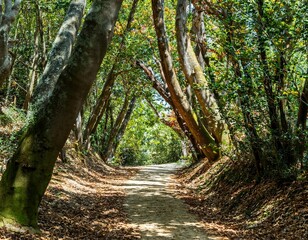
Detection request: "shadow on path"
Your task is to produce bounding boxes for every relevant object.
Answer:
[123,163,213,240]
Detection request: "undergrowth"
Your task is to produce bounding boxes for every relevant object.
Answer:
[176,156,308,239]
[0,106,26,172]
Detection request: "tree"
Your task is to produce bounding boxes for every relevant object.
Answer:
[152,0,220,161]
[31,0,86,108]
[0,0,123,229]
[0,0,22,88]
[136,60,205,160]
[102,95,137,162]
[176,0,225,145]
[197,0,306,176]
[83,0,139,149]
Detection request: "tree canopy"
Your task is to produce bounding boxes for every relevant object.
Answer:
[0,0,307,230]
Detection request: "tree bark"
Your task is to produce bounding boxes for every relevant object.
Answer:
[176,0,225,144]
[23,2,43,111]
[224,18,263,176]
[297,79,308,129]
[0,0,22,87]
[152,0,219,161]
[102,93,130,161]
[0,0,123,229]
[296,78,308,164]
[191,9,206,69]
[136,60,172,105]
[138,60,205,160]
[31,0,86,106]
[83,65,117,148]
[83,0,139,148]
[74,110,84,147]
[104,96,137,161]
[256,0,285,160]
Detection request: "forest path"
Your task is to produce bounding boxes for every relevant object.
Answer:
[123,163,211,240]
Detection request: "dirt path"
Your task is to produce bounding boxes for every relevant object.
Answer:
[123,163,210,240]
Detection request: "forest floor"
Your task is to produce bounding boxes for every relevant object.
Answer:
[0,155,306,240]
[175,158,308,240]
[0,107,307,239]
[0,152,141,239]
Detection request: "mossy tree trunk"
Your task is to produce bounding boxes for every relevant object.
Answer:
[0,0,123,229]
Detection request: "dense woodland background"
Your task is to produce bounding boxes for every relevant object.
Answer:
[0,0,307,237]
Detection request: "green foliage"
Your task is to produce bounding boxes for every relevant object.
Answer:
[114,100,182,166]
[0,107,26,169]
[194,0,307,177]
[1,0,306,179]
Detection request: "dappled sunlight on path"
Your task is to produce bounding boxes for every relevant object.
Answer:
[123,163,218,240]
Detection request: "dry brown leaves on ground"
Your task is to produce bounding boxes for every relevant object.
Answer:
[0,154,141,240]
[174,158,308,240]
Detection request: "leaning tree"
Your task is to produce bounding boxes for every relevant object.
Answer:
[0,0,123,229]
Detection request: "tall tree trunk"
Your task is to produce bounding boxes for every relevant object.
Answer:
[152,0,219,161]
[83,0,139,148]
[137,60,205,160]
[176,0,225,144]
[31,0,86,106]
[191,9,206,69]
[256,0,284,161]
[236,61,263,177]
[106,96,137,161]
[83,65,117,148]
[0,0,123,229]
[0,0,22,87]
[297,79,308,129]
[23,3,42,110]
[74,110,84,147]
[296,78,308,164]
[224,18,263,176]
[102,93,130,161]
[274,52,295,165]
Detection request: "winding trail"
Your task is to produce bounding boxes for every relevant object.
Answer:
[123,163,210,240]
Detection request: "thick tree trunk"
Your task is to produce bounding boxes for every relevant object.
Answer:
[31,0,86,106]
[0,0,123,229]
[152,0,219,161]
[176,0,225,144]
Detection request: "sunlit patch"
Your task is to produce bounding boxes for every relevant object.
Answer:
[123,163,215,239]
